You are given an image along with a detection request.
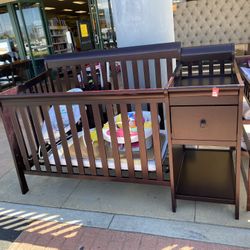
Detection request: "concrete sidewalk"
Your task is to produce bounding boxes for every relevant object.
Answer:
[0,118,250,249]
[9,223,248,250]
[0,202,250,249]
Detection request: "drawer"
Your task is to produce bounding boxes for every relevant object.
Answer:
[169,91,239,106]
[171,106,238,141]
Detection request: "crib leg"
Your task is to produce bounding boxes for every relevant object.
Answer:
[0,106,29,194]
[16,165,29,195]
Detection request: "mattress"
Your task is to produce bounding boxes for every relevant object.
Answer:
[48,130,168,171]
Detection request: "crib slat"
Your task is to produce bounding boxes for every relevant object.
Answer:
[167,59,173,81]
[132,60,139,89]
[120,104,135,177]
[79,105,97,175]
[10,108,30,171]
[106,104,121,177]
[198,61,203,75]
[66,104,84,175]
[41,106,61,173]
[150,102,163,180]
[110,61,119,90]
[209,60,213,75]
[135,104,148,178]
[54,104,73,174]
[143,60,150,88]
[220,61,225,75]
[72,66,80,88]
[100,62,108,89]
[33,84,39,94]
[92,104,109,176]
[25,107,39,147]
[54,71,61,92]
[121,61,129,89]
[41,81,48,93]
[45,75,52,93]
[188,63,192,77]
[63,66,71,91]
[81,64,88,88]
[155,58,162,88]
[90,63,98,88]
[19,107,40,171]
[30,106,51,172]
[37,82,43,93]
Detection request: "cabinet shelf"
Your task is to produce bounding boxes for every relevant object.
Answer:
[53,42,67,45]
[51,35,65,37]
[54,48,68,53]
[49,26,68,30]
[175,149,235,204]
[49,18,72,55]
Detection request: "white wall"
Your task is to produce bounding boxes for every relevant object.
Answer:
[110,0,175,47]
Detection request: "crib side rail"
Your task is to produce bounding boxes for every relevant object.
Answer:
[44,42,181,91]
[17,71,55,94]
[0,89,169,185]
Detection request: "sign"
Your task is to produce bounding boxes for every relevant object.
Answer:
[212,87,219,97]
[80,24,89,38]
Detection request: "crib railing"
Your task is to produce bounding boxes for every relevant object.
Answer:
[0,89,169,193]
[45,42,181,91]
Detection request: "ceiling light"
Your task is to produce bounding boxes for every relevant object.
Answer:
[75,10,87,13]
[58,0,64,1]
[45,7,55,10]
[73,1,85,4]
[63,9,73,11]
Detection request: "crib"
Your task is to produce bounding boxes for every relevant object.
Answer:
[0,42,180,196]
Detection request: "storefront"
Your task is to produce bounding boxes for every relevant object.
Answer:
[0,0,52,74]
[0,0,116,75]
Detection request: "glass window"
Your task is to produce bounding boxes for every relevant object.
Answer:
[16,2,49,58]
[97,0,116,49]
[0,6,19,61]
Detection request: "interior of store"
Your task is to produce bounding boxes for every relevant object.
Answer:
[44,0,116,52]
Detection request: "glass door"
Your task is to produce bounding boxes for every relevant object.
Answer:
[15,1,52,74]
[88,0,116,50]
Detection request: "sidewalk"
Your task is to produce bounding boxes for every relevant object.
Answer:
[0,118,250,250]
[8,224,248,250]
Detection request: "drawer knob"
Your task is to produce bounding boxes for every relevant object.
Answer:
[200,119,207,128]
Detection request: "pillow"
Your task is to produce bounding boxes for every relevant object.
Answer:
[42,88,83,142]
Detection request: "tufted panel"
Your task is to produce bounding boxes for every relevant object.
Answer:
[174,0,250,47]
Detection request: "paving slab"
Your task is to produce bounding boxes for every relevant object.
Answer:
[195,156,250,228]
[0,202,248,249]
[0,202,113,230]
[0,170,80,208]
[63,179,196,221]
[9,225,247,250]
[110,214,250,248]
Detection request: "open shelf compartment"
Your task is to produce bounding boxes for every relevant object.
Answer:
[175,149,235,204]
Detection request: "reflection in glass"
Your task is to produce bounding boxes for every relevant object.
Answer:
[97,0,116,49]
[0,6,18,61]
[16,3,49,58]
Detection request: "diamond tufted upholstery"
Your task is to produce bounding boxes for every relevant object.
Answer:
[174,0,250,47]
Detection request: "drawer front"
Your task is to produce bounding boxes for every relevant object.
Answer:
[171,106,238,141]
[169,91,239,106]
